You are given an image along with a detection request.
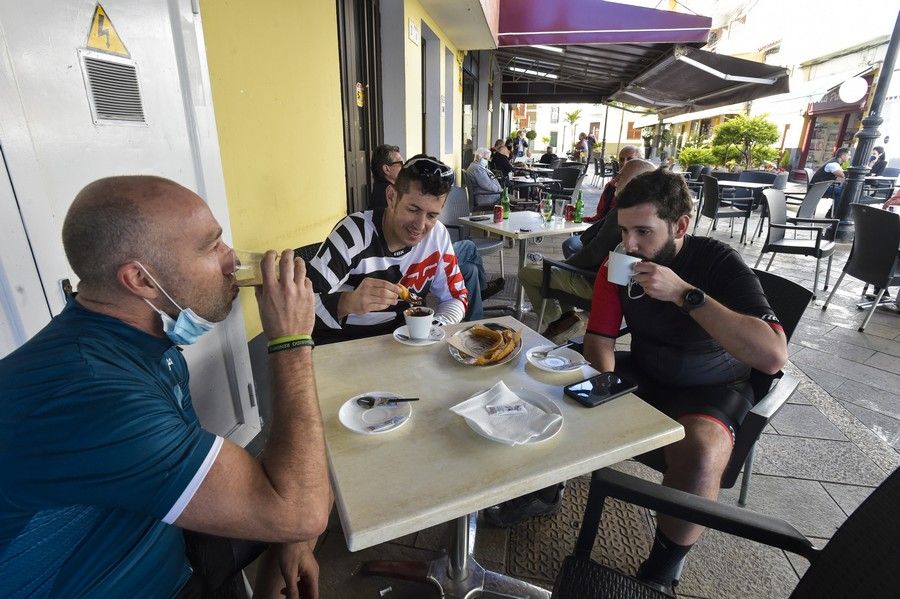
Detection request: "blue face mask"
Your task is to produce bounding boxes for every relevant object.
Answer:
[480,158,489,167]
[136,262,216,345]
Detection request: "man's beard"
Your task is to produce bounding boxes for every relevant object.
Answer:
[627,231,677,266]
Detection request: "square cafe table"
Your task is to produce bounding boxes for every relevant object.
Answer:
[316,316,684,598]
[459,212,591,318]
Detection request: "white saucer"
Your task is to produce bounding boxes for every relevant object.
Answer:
[338,392,412,435]
[462,388,563,445]
[526,345,587,372]
[392,325,445,346]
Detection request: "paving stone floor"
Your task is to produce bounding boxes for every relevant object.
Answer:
[309,178,899,598]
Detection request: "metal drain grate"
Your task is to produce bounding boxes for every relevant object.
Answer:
[506,474,655,585]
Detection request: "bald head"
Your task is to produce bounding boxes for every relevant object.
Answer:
[615,159,656,197]
[62,176,199,293]
[619,145,639,162]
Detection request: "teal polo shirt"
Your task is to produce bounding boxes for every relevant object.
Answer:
[0,300,221,597]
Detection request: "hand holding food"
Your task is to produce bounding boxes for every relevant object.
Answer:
[398,284,424,306]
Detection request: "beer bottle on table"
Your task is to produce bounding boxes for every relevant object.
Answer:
[501,186,510,219]
[574,190,584,223]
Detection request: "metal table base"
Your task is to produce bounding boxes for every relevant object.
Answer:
[360,513,550,599]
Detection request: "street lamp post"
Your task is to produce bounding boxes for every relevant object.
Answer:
[834,9,900,241]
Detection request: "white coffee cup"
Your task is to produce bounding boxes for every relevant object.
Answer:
[404,306,435,339]
[607,249,642,286]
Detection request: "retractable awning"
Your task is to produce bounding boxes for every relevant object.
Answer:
[609,45,790,117]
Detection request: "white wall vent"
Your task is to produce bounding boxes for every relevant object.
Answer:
[79,49,146,125]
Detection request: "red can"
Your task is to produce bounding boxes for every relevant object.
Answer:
[493,205,504,222]
[564,204,575,221]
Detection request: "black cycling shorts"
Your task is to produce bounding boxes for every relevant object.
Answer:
[614,352,754,443]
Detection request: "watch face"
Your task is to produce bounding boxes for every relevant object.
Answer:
[685,289,704,308]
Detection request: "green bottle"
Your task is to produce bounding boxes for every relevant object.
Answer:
[574,190,584,223]
[501,186,510,219]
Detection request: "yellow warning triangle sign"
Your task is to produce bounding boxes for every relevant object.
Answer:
[86,4,130,58]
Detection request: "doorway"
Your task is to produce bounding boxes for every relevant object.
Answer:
[420,22,440,158]
[337,0,382,212]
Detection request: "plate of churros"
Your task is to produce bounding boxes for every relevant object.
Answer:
[447,322,523,367]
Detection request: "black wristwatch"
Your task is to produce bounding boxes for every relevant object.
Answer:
[680,288,706,314]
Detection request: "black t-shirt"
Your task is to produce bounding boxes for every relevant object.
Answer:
[370,178,390,210]
[587,235,780,387]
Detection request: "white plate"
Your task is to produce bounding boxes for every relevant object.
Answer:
[393,325,445,346]
[526,345,587,372]
[447,323,522,367]
[338,392,412,435]
[463,388,563,445]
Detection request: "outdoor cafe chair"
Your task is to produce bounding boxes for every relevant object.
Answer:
[535,257,597,332]
[753,180,832,245]
[754,189,837,299]
[694,175,753,244]
[461,170,501,212]
[565,268,811,506]
[553,269,816,597]
[821,203,900,332]
[439,185,505,278]
[552,465,900,599]
[548,167,586,203]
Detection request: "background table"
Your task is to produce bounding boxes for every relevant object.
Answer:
[459,213,591,317]
[316,316,684,597]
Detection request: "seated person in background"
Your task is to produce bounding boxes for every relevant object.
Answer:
[810,146,850,199]
[491,140,514,179]
[539,147,557,164]
[369,144,403,209]
[518,159,656,341]
[0,176,331,598]
[584,168,787,592]
[577,144,639,227]
[466,146,503,206]
[869,145,887,176]
[309,156,476,343]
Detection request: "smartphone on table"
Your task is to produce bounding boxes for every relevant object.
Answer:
[563,372,638,408]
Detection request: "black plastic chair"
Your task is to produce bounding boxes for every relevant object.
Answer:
[553,465,900,599]
[754,180,832,244]
[461,170,501,212]
[439,186,505,278]
[821,204,900,331]
[695,175,753,243]
[754,189,837,299]
[536,258,597,331]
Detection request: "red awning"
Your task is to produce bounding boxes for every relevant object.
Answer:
[498,0,711,47]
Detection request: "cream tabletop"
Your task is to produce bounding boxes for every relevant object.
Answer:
[459,210,590,242]
[315,316,684,551]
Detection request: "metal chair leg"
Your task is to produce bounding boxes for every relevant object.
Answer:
[766,253,776,270]
[738,445,756,507]
[824,254,833,290]
[754,251,765,268]
[859,289,886,332]
[537,299,548,332]
[499,249,505,278]
[812,256,821,300]
[821,270,846,311]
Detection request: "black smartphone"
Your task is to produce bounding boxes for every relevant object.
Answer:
[469,215,491,221]
[563,372,638,408]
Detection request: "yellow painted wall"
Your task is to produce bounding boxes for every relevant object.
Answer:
[200,0,346,339]
[403,0,463,178]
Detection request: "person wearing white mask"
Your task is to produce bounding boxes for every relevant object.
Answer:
[465,146,503,207]
[0,176,331,598]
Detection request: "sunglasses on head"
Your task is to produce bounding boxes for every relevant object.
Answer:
[403,156,454,184]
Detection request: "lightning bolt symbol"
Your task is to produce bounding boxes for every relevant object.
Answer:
[97,14,111,49]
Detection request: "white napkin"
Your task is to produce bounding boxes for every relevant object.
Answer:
[450,381,562,446]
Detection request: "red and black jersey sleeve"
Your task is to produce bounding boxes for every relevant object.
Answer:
[586,259,623,338]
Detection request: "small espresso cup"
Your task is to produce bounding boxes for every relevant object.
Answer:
[607,248,642,286]
[404,306,435,339]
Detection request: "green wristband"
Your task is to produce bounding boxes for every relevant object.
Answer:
[267,338,315,354]
[267,334,313,347]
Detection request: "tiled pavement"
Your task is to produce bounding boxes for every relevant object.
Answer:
[309,178,899,598]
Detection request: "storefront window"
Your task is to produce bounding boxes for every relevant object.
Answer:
[807,115,844,170]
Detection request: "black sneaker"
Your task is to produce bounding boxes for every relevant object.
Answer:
[482,485,563,527]
[636,562,677,597]
[482,277,505,300]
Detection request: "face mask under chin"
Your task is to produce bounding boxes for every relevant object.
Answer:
[134,261,216,345]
